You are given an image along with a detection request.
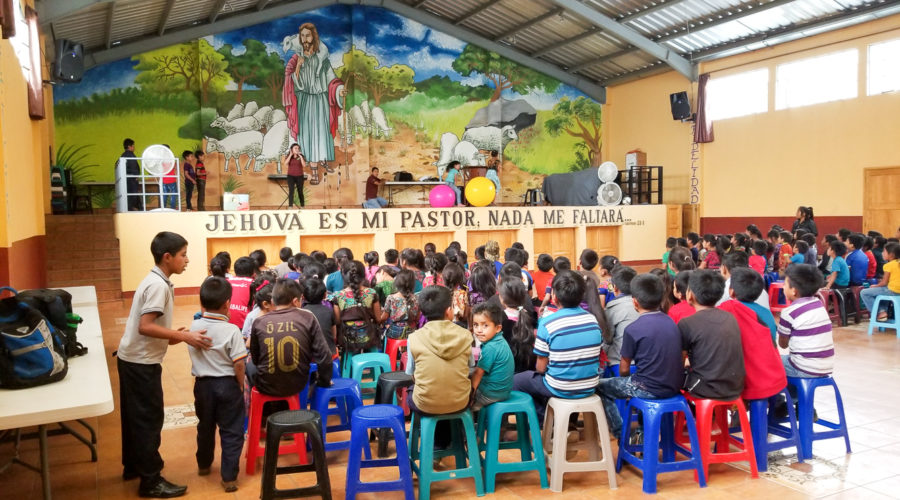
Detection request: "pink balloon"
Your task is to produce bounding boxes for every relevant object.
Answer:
[429,184,456,208]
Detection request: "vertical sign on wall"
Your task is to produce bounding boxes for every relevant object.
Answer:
[689,123,700,205]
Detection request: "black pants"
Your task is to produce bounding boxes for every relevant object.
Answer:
[194,377,245,482]
[117,358,164,485]
[287,175,304,207]
[126,179,143,211]
[184,182,194,210]
[196,179,206,211]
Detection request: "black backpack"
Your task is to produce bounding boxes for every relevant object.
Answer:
[0,288,69,389]
[393,171,413,182]
[339,303,378,354]
[16,288,86,357]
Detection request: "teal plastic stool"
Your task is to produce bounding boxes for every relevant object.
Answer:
[475,391,548,493]
[867,295,900,337]
[408,410,485,500]
[350,353,392,400]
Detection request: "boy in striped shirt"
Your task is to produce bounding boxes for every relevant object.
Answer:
[778,264,834,378]
[513,270,603,421]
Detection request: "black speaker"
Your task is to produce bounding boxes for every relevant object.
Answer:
[669,91,692,120]
[53,39,84,83]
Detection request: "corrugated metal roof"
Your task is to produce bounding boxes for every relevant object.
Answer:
[46,0,900,88]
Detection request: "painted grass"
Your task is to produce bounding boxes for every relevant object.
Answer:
[382,94,486,148]
[504,109,588,175]
[55,111,201,182]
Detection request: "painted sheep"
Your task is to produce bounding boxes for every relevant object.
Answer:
[461,125,518,152]
[252,105,274,130]
[371,107,391,139]
[205,130,263,175]
[268,109,286,128]
[253,121,289,173]
[242,101,259,118]
[226,103,244,121]
[210,115,261,135]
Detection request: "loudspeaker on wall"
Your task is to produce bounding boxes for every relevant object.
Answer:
[669,91,692,121]
[53,39,84,83]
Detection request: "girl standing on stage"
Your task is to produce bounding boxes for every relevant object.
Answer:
[281,143,306,209]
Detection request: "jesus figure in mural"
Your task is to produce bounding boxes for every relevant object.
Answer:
[283,22,346,185]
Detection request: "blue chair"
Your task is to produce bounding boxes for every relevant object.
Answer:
[475,391,548,493]
[311,378,366,453]
[346,405,414,500]
[745,387,805,472]
[867,295,900,337]
[408,409,485,500]
[350,353,392,400]
[616,395,706,494]
[787,376,851,459]
[299,359,341,409]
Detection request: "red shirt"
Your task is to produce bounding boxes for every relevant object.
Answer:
[287,157,304,177]
[719,300,786,400]
[668,301,696,324]
[748,255,766,275]
[865,250,877,279]
[195,161,207,181]
[532,270,554,301]
[227,276,253,330]
[366,175,380,200]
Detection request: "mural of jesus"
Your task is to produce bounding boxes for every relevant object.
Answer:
[283,22,345,185]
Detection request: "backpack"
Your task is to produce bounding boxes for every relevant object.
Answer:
[0,288,69,389]
[339,303,378,354]
[393,171,413,182]
[15,288,86,357]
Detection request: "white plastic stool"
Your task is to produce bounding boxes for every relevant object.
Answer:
[541,395,618,492]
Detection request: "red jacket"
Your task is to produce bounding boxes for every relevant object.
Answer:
[719,300,786,400]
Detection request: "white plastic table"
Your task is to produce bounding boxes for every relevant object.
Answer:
[0,286,113,499]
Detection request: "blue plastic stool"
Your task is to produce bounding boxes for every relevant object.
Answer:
[408,409,485,500]
[350,353,392,400]
[745,387,805,472]
[787,376,851,459]
[346,405,414,500]
[867,295,900,336]
[312,377,366,453]
[299,359,341,409]
[616,395,707,494]
[475,391,548,493]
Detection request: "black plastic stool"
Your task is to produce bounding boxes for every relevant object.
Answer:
[375,372,414,457]
[260,410,331,500]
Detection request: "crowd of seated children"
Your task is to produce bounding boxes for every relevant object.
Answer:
[602,266,640,375]
[498,280,537,373]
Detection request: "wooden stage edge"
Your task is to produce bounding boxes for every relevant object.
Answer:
[114,205,673,293]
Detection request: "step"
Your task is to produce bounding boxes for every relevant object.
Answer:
[47,257,121,272]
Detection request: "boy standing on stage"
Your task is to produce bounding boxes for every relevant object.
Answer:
[116,231,211,498]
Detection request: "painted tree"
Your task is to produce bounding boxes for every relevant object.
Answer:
[335,46,414,105]
[218,39,269,102]
[452,44,560,102]
[335,45,377,94]
[132,39,228,102]
[545,96,603,167]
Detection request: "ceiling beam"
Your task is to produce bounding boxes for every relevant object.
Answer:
[104,1,116,49]
[601,62,671,86]
[209,0,228,24]
[569,47,638,73]
[493,7,563,42]
[454,0,502,26]
[548,0,696,81]
[688,0,900,61]
[366,0,606,101]
[530,27,600,58]
[618,0,691,24]
[37,0,113,25]
[256,0,270,11]
[157,0,177,36]
[654,0,795,43]
[86,0,336,69]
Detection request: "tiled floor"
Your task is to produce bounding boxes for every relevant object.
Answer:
[2,296,899,499]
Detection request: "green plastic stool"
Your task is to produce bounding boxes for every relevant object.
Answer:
[408,409,485,500]
[475,391,549,493]
[349,353,391,400]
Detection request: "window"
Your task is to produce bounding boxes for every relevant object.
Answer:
[707,68,768,120]
[868,38,900,95]
[775,49,858,110]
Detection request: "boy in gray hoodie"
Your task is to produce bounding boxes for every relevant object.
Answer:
[602,266,639,373]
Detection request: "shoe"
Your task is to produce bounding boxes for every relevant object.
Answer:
[221,480,238,493]
[198,467,210,476]
[138,477,187,498]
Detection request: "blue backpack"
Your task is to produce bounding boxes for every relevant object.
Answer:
[0,288,69,389]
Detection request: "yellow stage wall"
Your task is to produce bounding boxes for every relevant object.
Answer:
[0,0,51,288]
[115,205,669,293]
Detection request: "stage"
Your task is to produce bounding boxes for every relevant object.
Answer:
[114,204,675,294]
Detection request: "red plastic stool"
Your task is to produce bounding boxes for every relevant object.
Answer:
[768,282,792,314]
[245,388,307,475]
[675,393,759,482]
[384,338,408,371]
[816,289,843,325]
[850,286,868,322]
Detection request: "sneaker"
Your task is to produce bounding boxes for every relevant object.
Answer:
[221,481,238,493]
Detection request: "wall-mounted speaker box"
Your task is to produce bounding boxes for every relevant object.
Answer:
[53,39,84,83]
[669,91,692,120]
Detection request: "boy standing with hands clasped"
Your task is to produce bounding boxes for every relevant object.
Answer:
[116,231,210,498]
[188,277,248,493]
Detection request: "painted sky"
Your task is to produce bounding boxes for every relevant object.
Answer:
[54,4,586,108]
